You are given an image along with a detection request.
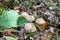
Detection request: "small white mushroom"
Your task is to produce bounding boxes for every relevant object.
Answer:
[21,12,29,17]
[36,18,46,25]
[21,12,35,22]
[24,23,36,32]
[25,15,35,22]
[36,18,47,31]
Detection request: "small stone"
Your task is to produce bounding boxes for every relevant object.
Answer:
[14,6,20,10]
[44,11,51,15]
[49,27,54,33]
[30,37,34,40]
[49,7,57,10]
[32,5,37,10]
[24,36,27,39]
[45,30,48,32]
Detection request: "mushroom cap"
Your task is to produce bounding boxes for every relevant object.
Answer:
[21,12,35,22]
[36,18,46,25]
[24,23,36,32]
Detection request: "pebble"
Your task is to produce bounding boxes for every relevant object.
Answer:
[49,27,54,33]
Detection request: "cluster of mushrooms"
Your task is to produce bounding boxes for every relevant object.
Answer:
[0,0,60,40]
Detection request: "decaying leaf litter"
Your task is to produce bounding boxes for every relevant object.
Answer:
[0,0,60,40]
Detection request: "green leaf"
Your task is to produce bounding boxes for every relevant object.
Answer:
[57,32,60,40]
[0,8,5,17]
[17,16,28,27]
[46,3,51,8]
[4,36,17,40]
[0,10,19,30]
[27,2,33,9]
[25,31,32,40]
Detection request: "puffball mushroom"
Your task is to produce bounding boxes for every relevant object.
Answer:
[36,18,46,25]
[21,12,35,22]
[36,18,47,31]
[24,23,36,32]
[21,12,29,17]
[25,15,35,22]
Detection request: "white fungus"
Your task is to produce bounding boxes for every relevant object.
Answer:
[24,23,36,32]
[36,18,46,25]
